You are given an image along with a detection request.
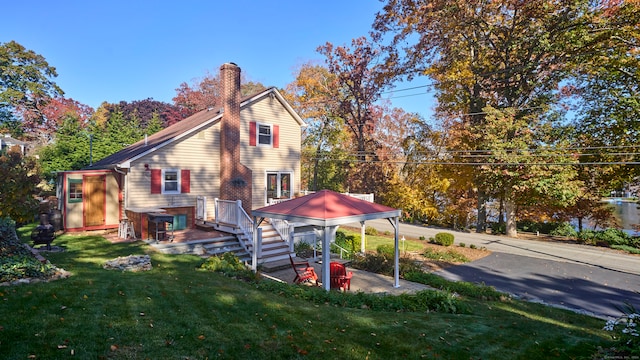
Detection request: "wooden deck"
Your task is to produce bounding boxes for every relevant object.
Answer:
[105,227,230,244]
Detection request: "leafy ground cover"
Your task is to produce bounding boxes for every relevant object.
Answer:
[0,226,621,359]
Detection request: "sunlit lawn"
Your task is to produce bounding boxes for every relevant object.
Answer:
[340,226,426,253]
[0,229,614,359]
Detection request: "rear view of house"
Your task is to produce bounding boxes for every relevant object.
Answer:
[57,63,304,237]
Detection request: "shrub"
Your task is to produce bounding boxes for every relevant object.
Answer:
[602,302,640,357]
[419,236,426,241]
[254,279,465,313]
[470,244,477,249]
[490,222,506,235]
[0,217,57,282]
[294,241,315,258]
[334,230,361,258]
[459,243,466,247]
[578,228,632,248]
[434,232,454,246]
[199,253,255,280]
[364,226,378,236]
[549,222,578,238]
[423,248,469,263]
[351,252,391,275]
[376,244,395,259]
[578,229,598,245]
[597,228,631,247]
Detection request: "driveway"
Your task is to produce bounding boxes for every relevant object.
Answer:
[349,219,640,318]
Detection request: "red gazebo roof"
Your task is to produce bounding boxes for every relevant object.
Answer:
[252,190,401,226]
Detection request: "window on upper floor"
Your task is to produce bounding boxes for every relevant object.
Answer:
[258,123,272,146]
[250,122,279,148]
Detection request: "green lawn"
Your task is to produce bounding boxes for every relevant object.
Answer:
[0,229,616,359]
[340,226,426,253]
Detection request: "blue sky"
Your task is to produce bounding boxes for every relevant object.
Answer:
[1,0,435,118]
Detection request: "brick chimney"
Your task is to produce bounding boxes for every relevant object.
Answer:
[219,63,253,215]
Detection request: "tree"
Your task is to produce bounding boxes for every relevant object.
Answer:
[38,116,90,179]
[0,146,40,223]
[373,0,622,236]
[32,97,93,144]
[101,98,186,130]
[285,63,351,192]
[39,109,144,180]
[0,41,63,138]
[378,110,450,223]
[317,37,392,164]
[173,71,267,116]
[569,2,640,194]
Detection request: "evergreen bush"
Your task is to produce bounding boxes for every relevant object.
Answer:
[549,222,578,238]
[434,232,454,246]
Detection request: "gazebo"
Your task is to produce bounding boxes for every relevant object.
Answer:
[251,190,402,291]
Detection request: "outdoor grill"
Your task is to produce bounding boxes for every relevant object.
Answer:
[147,212,174,242]
[31,213,56,250]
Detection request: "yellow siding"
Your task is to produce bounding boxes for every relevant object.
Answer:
[240,96,302,208]
[127,122,221,219]
[124,93,301,215]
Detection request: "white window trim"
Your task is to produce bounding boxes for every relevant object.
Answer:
[161,169,181,195]
[256,122,273,147]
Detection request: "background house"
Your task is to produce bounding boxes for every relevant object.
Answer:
[0,134,28,155]
[56,63,304,236]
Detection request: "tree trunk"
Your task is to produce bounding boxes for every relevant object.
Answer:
[577,217,583,232]
[505,199,518,237]
[476,189,487,233]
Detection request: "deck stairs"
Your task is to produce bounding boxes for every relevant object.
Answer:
[151,221,293,266]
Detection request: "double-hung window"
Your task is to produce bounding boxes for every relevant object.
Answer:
[257,123,272,146]
[249,122,279,148]
[151,169,191,194]
[162,169,180,194]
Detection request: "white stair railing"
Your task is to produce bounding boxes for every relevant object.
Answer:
[214,198,254,260]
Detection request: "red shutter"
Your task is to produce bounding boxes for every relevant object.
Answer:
[181,169,190,193]
[249,122,256,146]
[273,125,279,148]
[150,169,161,194]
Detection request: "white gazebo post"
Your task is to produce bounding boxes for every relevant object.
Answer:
[252,217,259,272]
[360,221,366,253]
[393,216,400,288]
[321,226,338,291]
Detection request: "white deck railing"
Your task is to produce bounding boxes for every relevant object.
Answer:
[214,198,254,256]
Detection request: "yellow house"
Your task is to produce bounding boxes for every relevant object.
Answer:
[56,63,304,237]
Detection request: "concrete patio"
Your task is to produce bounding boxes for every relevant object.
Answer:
[260,258,432,295]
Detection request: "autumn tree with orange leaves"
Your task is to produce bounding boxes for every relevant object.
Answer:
[373,0,639,236]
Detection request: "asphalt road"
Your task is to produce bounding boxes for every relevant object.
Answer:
[347,219,640,318]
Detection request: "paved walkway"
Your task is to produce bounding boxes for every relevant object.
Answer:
[262,259,431,295]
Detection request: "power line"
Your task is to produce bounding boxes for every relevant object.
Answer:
[305,156,640,166]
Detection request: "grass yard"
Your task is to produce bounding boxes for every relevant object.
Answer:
[0,227,617,359]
